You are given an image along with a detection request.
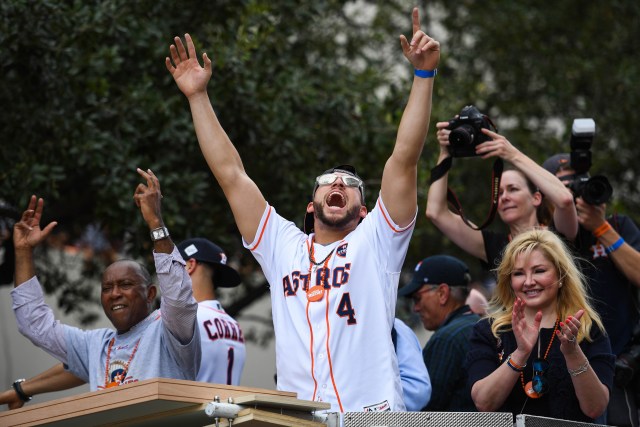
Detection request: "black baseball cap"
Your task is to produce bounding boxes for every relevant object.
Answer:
[398,255,470,297]
[177,238,241,288]
[304,164,365,234]
[542,153,571,176]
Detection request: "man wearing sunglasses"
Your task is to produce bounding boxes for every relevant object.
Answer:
[398,255,479,411]
[302,166,366,236]
[166,7,439,415]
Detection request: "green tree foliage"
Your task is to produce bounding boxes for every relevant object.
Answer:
[0,0,415,322]
[423,0,640,215]
[2,0,639,323]
[409,0,640,291]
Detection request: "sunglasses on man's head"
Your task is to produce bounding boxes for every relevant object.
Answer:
[315,173,363,188]
[531,358,550,395]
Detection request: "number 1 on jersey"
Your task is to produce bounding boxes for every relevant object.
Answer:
[227,347,234,385]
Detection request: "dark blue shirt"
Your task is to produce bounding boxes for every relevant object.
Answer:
[573,214,640,355]
[467,318,614,422]
[423,305,479,411]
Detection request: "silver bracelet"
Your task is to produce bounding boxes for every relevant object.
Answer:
[568,359,589,377]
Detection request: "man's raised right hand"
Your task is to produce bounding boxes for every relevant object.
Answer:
[165,33,212,99]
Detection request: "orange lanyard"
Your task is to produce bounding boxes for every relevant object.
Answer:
[520,318,559,395]
[306,237,335,301]
[104,337,141,387]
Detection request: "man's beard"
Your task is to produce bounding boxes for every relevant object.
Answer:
[313,200,361,230]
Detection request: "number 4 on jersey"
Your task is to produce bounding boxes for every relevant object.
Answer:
[337,293,357,325]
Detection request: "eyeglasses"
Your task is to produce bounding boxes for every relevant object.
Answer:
[411,286,439,304]
[315,173,363,189]
[531,358,549,395]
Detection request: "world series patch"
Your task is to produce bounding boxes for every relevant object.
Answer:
[363,399,391,412]
[336,243,348,257]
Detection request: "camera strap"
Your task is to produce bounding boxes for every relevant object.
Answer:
[429,156,503,230]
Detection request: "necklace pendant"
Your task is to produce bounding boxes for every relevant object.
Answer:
[307,285,325,302]
[524,381,541,398]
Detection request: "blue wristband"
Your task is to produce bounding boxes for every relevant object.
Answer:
[414,68,437,78]
[606,237,625,254]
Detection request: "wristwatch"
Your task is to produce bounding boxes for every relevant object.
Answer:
[12,378,32,402]
[150,226,170,242]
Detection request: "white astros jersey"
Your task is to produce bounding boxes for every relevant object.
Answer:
[244,196,415,413]
[196,300,246,385]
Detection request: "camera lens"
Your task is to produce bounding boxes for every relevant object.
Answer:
[449,125,476,147]
[582,175,613,205]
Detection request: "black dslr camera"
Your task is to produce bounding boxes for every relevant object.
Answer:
[568,118,613,205]
[447,105,494,158]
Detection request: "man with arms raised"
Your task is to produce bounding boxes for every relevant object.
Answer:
[0,237,241,408]
[9,169,200,393]
[166,8,439,413]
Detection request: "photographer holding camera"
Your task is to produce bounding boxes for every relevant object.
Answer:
[543,120,640,426]
[426,106,578,271]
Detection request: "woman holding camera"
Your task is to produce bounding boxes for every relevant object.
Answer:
[467,229,613,421]
[426,121,578,270]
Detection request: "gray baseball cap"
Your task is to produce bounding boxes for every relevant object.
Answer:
[542,153,571,175]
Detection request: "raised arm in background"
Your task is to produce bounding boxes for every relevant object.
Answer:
[381,7,439,227]
[166,36,266,243]
[476,129,577,239]
[13,196,58,286]
[425,122,487,261]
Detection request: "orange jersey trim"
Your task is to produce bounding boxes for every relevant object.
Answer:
[325,288,344,413]
[377,199,414,233]
[248,206,272,251]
